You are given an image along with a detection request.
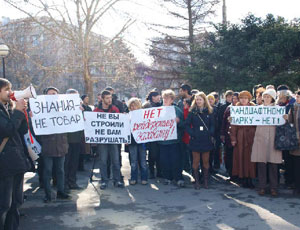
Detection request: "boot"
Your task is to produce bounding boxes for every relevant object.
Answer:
[193,169,200,190]
[203,168,209,189]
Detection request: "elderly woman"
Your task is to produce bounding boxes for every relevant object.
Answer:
[277,85,296,188]
[288,90,300,196]
[158,89,184,187]
[230,91,256,188]
[251,89,282,196]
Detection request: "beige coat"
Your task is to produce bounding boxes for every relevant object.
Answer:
[289,104,300,156]
[251,125,282,164]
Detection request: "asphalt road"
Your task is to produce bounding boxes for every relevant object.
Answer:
[20,152,300,230]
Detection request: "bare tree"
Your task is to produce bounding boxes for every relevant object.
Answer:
[3,0,135,101]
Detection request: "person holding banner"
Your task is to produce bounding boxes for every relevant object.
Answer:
[185,92,215,189]
[40,87,70,203]
[142,89,162,179]
[94,90,124,189]
[0,78,30,230]
[230,91,256,188]
[251,89,282,196]
[159,89,184,187]
[127,98,148,185]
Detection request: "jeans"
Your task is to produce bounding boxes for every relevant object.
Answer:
[65,143,81,187]
[129,144,148,181]
[97,144,121,183]
[0,173,24,230]
[43,156,65,198]
[159,143,181,181]
[179,142,191,174]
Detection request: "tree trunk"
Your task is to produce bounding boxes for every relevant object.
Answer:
[187,0,194,64]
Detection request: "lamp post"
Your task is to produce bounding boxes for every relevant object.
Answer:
[0,44,10,78]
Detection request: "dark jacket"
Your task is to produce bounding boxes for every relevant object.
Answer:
[112,94,125,113]
[0,103,29,177]
[82,104,92,112]
[217,101,231,133]
[185,107,215,152]
[142,100,162,109]
[40,134,69,157]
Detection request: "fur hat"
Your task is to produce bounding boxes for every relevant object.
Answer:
[238,91,252,100]
[262,89,276,101]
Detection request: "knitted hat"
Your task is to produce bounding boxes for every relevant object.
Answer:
[44,86,59,94]
[262,89,276,101]
[238,91,252,100]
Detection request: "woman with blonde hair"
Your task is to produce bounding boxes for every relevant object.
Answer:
[185,92,215,189]
[128,97,148,185]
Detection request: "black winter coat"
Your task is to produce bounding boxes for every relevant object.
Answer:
[0,103,29,177]
[185,107,215,152]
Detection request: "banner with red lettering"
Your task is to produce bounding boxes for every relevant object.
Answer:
[130,106,177,144]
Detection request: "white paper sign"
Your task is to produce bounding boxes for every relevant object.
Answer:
[29,94,84,135]
[24,132,42,160]
[230,106,286,126]
[84,112,131,144]
[130,106,177,144]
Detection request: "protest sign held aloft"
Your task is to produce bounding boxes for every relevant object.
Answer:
[29,94,84,135]
[230,106,286,126]
[130,106,177,144]
[84,112,131,144]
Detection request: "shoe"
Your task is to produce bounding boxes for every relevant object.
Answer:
[114,181,124,188]
[141,180,148,185]
[177,180,185,188]
[129,180,137,185]
[43,196,52,203]
[100,182,107,190]
[258,189,265,196]
[69,184,83,190]
[57,191,71,199]
[270,189,278,197]
[163,179,171,185]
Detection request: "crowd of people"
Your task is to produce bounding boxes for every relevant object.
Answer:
[0,77,300,230]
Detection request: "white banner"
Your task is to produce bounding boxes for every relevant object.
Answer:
[84,112,131,144]
[230,106,286,126]
[130,106,177,144]
[29,94,84,135]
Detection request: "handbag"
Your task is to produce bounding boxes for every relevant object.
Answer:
[275,107,299,151]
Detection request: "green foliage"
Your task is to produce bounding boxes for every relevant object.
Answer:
[186,14,300,93]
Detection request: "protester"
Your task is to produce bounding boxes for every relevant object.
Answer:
[105,87,125,113]
[185,92,215,189]
[230,91,256,188]
[251,89,282,196]
[127,97,148,185]
[159,89,184,187]
[143,89,162,179]
[81,94,92,112]
[287,90,300,196]
[177,84,192,111]
[181,98,192,174]
[255,87,266,105]
[64,89,83,190]
[277,85,296,188]
[94,90,124,189]
[221,92,239,181]
[0,78,29,230]
[215,90,233,170]
[40,87,70,202]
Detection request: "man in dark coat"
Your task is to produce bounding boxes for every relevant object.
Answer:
[39,87,70,203]
[0,78,29,230]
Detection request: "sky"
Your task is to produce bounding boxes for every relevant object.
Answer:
[1,0,300,65]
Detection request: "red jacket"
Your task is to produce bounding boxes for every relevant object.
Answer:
[182,106,190,144]
[93,103,120,113]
